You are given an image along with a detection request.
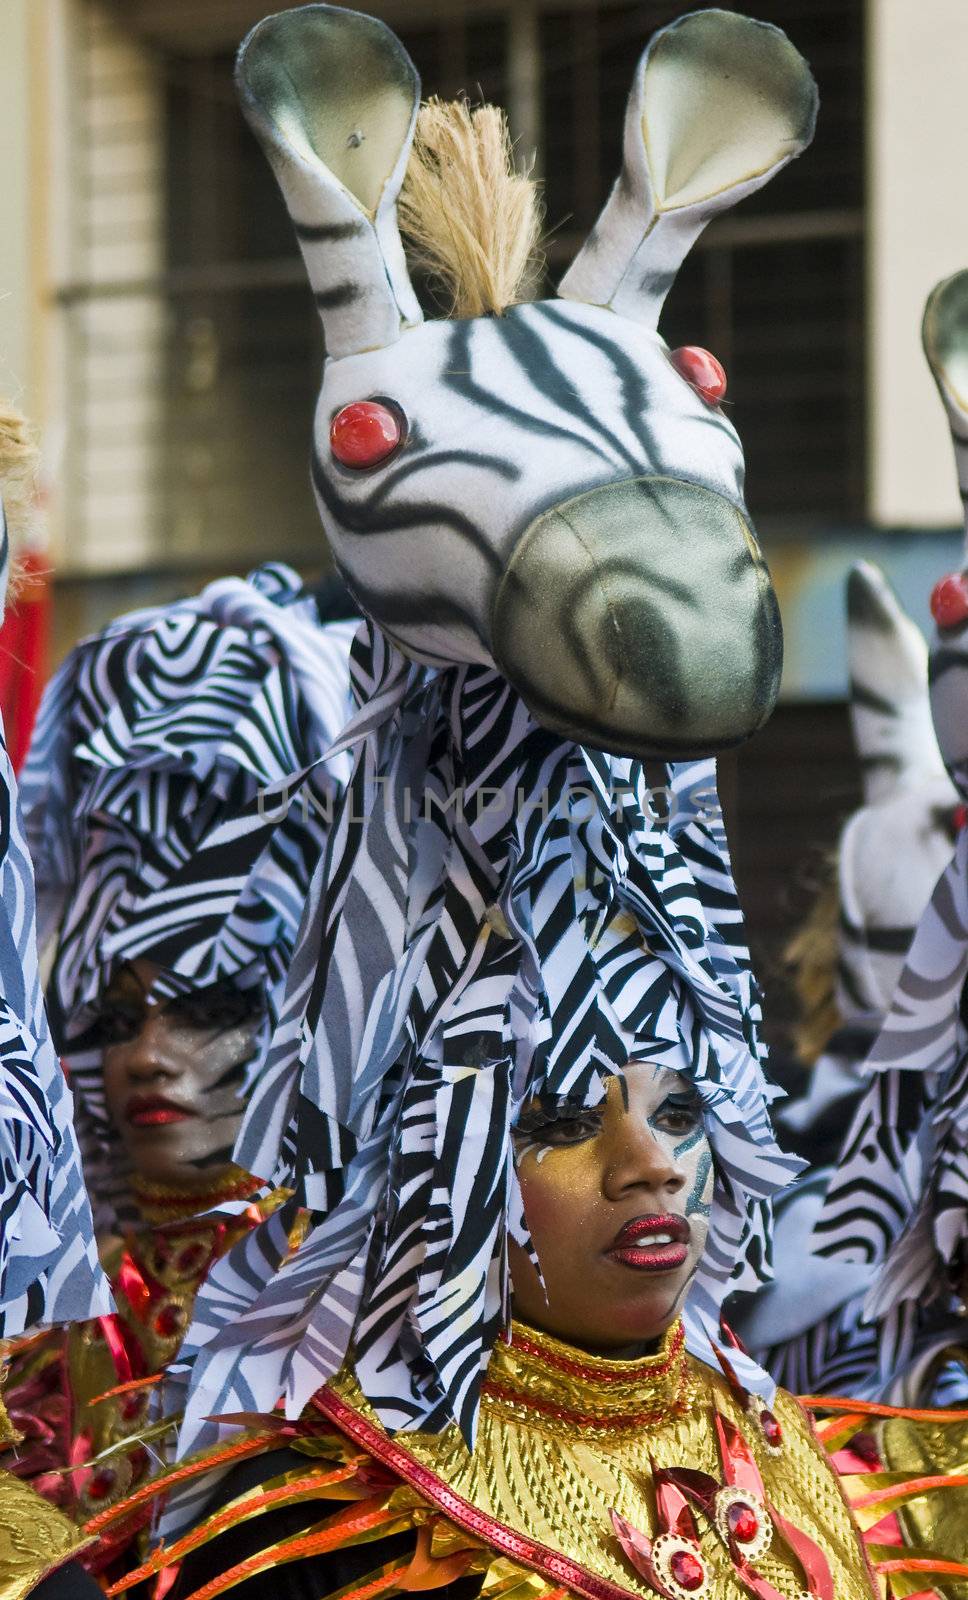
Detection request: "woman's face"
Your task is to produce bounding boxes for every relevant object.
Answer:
[98,960,261,1189]
[509,1062,713,1355]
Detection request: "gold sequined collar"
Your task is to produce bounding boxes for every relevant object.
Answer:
[326,1326,875,1600]
[482,1318,691,1434]
[130,1164,259,1225]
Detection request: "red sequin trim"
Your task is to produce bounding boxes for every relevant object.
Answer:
[481,1381,685,1431]
[509,1322,685,1383]
[311,1388,644,1600]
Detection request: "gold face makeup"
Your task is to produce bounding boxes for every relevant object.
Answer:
[98,960,263,1189]
[509,1062,713,1357]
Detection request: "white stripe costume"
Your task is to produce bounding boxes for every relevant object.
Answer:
[19,562,356,1230]
[0,500,109,1335]
[807,270,968,1398]
[165,4,822,1529]
[734,564,964,1395]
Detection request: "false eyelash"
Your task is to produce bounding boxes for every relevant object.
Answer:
[657,1094,703,1116]
[514,1105,601,1138]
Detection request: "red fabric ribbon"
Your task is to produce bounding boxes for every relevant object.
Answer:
[95,1313,146,1387]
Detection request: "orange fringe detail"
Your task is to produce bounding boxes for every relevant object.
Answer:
[87,1430,281,1535]
[178,1505,403,1600]
[89,1372,165,1407]
[339,1563,408,1600]
[851,1473,968,1510]
[104,1466,365,1594]
[800,1396,968,1422]
[874,1558,968,1578]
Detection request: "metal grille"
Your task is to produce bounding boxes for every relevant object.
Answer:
[58,0,864,576]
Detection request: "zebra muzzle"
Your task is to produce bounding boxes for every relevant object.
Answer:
[490,475,783,760]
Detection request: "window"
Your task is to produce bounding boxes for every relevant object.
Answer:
[55,0,864,576]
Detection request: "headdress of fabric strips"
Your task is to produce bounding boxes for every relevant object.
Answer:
[19,561,356,1227]
[0,497,110,1334]
[811,269,968,1388]
[168,4,818,1508]
[735,565,964,1400]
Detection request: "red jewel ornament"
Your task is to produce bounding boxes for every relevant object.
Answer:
[930,570,968,629]
[713,1484,773,1562]
[86,1467,116,1502]
[669,346,728,406]
[330,401,403,469]
[668,1549,705,1592]
[955,804,968,833]
[153,1301,186,1339]
[176,1241,207,1274]
[758,1408,783,1451]
[726,1501,759,1544]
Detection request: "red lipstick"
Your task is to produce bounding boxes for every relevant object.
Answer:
[125,1094,194,1128]
[605,1213,690,1272]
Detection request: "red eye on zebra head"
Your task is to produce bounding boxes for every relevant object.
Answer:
[669,346,728,406]
[930,571,968,630]
[330,400,405,469]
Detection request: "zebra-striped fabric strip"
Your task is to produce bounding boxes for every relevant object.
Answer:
[19,563,356,1228]
[807,271,968,1366]
[811,746,968,1362]
[167,618,802,1531]
[0,500,110,1333]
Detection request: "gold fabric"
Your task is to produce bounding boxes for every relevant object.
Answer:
[0,1470,89,1600]
[0,1393,17,1448]
[69,1190,293,1514]
[881,1361,968,1600]
[129,1164,266,1226]
[330,1318,876,1600]
[0,1188,296,1534]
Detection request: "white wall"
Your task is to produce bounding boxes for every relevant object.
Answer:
[868,0,968,527]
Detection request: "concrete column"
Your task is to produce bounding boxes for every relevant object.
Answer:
[0,0,38,417]
[867,0,968,527]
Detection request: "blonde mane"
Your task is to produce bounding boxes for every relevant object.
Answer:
[0,402,38,546]
[398,97,543,319]
[785,862,842,1064]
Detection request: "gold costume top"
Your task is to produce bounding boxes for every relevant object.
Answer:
[879,1348,968,1600]
[0,1395,89,1600]
[100,1317,881,1600]
[0,1171,294,1585]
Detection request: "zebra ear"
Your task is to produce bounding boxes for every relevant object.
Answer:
[923,270,968,540]
[559,10,817,330]
[846,561,945,804]
[236,4,423,358]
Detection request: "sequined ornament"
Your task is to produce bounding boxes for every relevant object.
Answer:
[651,1533,710,1600]
[750,1402,784,1456]
[714,1487,772,1562]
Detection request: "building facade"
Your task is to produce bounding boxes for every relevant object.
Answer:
[3,0,968,1042]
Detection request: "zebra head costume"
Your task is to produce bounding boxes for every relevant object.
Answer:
[236,4,817,760]
[840,562,959,1024]
[169,5,818,1504]
[738,565,961,1395]
[0,499,109,1335]
[780,562,958,1156]
[20,564,355,1229]
[807,269,968,1396]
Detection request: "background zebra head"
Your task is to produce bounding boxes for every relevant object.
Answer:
[926,270,968,791]
[838,560,958,1024]
[237,6,817,760]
